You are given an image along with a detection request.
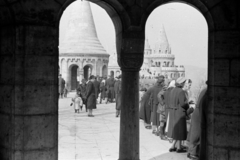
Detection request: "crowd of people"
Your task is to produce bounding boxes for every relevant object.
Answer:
[59,73,207,159]
[139,76,207,160]
[59,74,122,117]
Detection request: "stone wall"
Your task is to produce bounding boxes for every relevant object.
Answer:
[0,0,239,160]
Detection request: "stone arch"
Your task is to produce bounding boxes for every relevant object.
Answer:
[102,65,108,77]
[110,70,114,77]
[83,64,93,80]
[68,63,80,90]
[116,70,120,77]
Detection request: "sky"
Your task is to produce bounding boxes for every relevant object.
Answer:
[60,1,208,69]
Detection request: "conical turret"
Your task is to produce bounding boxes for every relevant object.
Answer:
[60,0,108,55]
[154,25,170,54]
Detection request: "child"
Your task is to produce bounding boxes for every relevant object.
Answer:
[71,93,83,113]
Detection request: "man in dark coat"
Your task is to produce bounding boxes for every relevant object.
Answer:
[141,75,165,134]
[86,75,96,117]
[139,88,152,129]
[93,76,100,104]
[58,74,65,99]
[105,75,115,103]
[187,87,207,160]
[114,75,122,117]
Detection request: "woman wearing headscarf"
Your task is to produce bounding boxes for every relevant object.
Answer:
[168,77,189,153]
[163,80,176,140]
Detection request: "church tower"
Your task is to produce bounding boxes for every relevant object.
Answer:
[59,0,109,90]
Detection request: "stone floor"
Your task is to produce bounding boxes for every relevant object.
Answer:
[59,92,188,160]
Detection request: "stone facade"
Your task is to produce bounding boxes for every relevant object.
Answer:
[109,26,185,79]
[59,1,109,90]
[141,26,185,79]
[0,0,239,160]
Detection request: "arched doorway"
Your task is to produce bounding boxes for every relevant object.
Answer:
[70,65,79,90]
[102,65,107,77]
[110,70,114,77]
[84,65,92,80]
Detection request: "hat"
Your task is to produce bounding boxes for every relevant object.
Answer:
[176,77,186,84]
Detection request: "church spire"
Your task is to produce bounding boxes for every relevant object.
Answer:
[60,0,108,55]
[154,24,170,54]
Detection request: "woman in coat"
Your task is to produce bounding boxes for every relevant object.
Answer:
[139,88,152,129]
[168,77,189,153]
[86,75,97,117]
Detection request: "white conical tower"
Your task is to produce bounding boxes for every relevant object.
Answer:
[60,0,108,55]
[154,25,170,54]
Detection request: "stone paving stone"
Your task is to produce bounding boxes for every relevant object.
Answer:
[59,92,187,160]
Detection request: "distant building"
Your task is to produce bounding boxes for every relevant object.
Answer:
[141,26,185,79]
[59,1,109,90]
[108,26,185,79]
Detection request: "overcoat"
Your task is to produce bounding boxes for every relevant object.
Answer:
[58,77,65,94]
[169,87,189,140]
[188,88,207,145]
[150,83,164,126]
[86,81,96,109]
[163,87,174,136]
[93,80,100,99]
[139,90,151,124]
[77,84,87,104]
[105,77,115,100]
[100,80,106,98]
[114,80,121,110]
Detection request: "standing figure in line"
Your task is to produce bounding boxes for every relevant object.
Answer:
[187,86,207,160]
[93,76,100,104]
[105,75,115,103]
[168,77,189,153]
[114,75,122,117]
[86,75,96,117]
[71,93,83,113]
[58,74,65,99]
[99,77,106,104]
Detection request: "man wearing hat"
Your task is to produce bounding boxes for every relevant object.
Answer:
[114,74,122,117]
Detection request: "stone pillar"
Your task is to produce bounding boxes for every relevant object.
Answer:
[79,60,84,82]
[66,59,71,91]
[0,25,58,159]
[118,31,144,160]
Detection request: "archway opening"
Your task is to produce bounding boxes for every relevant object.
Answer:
[102,65,107,77]
[58,0,119,160]
[83,65,92,80]
[110,70,114,77]
[141,2,208,159]
[70,65,79,90]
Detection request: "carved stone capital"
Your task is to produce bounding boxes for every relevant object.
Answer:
[119,53,143,72]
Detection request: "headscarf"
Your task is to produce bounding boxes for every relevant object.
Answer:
[168,80,176,89]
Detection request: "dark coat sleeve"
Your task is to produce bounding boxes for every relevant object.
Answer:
[178,90,189,110]
[86,82,93,99]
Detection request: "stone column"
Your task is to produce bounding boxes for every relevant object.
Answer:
[79,60,84,81]
[66,59,71,91]
[0,25,58,159]
[118,31,144,160]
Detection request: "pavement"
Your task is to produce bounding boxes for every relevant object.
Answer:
[59,92,188,160]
